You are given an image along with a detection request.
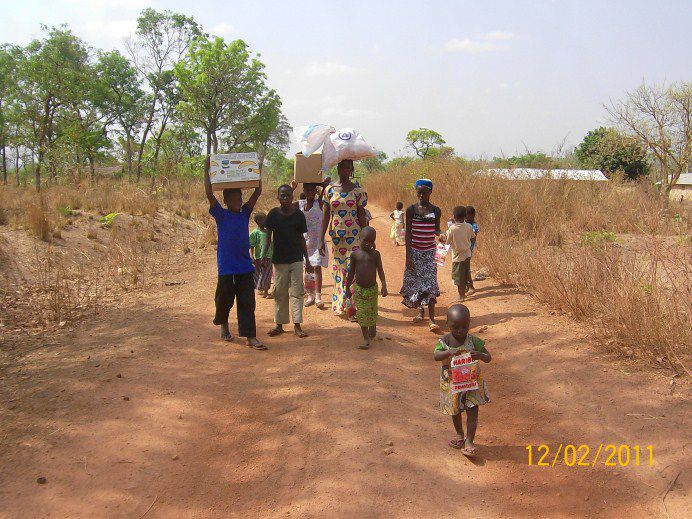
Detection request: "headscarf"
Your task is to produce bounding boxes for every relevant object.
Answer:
[414,178,433,191]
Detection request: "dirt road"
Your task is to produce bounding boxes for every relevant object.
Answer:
[1,205,689,518]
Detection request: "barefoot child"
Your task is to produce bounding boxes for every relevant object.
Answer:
[434,304,491,457]
[389,201,405,246]
[262,185,314,338]
[249,212,272,297]
[465,206,479,294]
[441,206,475,301]
[345,226,388,349]
[204,166,265,350]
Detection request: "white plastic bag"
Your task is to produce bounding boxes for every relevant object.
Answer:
[434,243,450,267]
[294,124,334,157]
[321,128,376,171]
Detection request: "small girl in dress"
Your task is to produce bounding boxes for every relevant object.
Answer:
[434,303,491,457]
[298,182,328,308]
[389,201,405,246]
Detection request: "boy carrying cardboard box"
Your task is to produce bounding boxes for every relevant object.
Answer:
[204,159,266,350]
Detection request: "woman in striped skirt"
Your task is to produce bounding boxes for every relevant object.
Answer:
[401,179,442,332]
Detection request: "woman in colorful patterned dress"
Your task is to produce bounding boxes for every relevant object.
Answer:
[401,178,442,331]
[320,160,367,315]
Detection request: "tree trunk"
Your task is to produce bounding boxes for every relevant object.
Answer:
[35,150,42,191]
[2,144,7,185]
[125,129,133,180]
[88,155,95,181]
[14,146,20,186]
[135,98,157,181]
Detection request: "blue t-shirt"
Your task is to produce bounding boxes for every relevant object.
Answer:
[469,222,479,253]
[210,202,254,275]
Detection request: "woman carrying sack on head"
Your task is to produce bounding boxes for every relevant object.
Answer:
[319,159,368,316]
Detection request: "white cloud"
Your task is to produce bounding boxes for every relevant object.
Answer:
[66,0,151,10]
[209,22,234,37]
[484,30,514,41]
[443,30,514,53]
[304,61,366,77]
[81,19,137,39]
[319,107,383,120]
[443,38,498,53]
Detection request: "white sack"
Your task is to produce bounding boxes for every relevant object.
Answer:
[321,128,376,171]
[294,124,335,157]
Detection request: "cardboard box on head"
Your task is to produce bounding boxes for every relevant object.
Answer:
[294,152,323,184]
[209,152,260,191]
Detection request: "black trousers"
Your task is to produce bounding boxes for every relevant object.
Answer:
[213,272,257,338]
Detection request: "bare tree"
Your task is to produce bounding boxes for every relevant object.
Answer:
[607,81,691,207]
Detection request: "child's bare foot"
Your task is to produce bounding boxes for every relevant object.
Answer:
[294,324,308,338]
[461,438,477,457]
[267,325,284,337]
[449,435,465,449]
[358,339,370,350]
[246,337,267,350]
[220,323,234,342]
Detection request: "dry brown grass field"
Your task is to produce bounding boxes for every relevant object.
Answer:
[365,159,691,375]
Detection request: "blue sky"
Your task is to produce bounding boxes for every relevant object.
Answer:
[2,0,690,158]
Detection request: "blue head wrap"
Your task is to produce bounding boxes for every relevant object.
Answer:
[414,178,433,191]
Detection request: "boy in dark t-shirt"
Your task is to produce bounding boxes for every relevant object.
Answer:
[262,184,313,338]
[204,163,266,350]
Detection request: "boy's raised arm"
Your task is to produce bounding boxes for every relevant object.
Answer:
[246,176,263,211]
[204,158,218,208]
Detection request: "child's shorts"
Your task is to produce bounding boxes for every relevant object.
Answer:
[353,283,378,327]
[451,259,470,286]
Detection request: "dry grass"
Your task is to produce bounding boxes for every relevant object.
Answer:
[366,159,691,375]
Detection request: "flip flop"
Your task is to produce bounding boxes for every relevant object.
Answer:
[248,341,268,350]
[449,437,465,449]
[267,328,284,337]
[461,446,477,458]
[412,315,424,323]
[294,329,308,338]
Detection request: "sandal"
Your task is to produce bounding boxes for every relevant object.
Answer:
[248,341,268,351]
[412,315,424,323]
[461,446,477,458]
[267,327,284,337]
[449,437,465,449]
[294,329,308,338]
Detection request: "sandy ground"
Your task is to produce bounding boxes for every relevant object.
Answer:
[0,204,690,518]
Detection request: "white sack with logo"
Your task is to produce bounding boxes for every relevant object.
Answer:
[321,128,376,171]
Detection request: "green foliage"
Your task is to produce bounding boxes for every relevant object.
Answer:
[575,127,648,179]
[493,152,560,169]
[357,150,388,174]
[99,212,119,227]
[406,128,446,159]
[264,148,294,184]
[580,230,616,246]
[57,205,74,217]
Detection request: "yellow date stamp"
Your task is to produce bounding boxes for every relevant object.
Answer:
[526,444,653,467]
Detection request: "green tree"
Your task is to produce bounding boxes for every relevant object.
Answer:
[95,50,145,179]
[575,127,648,179]
[607,81,691,206]
[126,8,201,180]
[359,149,388,173]
[0,45,20,184]
[406,128,446,158]
[174,36,279,178]
[17,26,90,189]
[493,152,559,169]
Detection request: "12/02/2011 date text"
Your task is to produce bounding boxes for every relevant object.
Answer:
[526,444,653,467]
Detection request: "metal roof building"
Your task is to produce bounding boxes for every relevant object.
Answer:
[476,168,608,181]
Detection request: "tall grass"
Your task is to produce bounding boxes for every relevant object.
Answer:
[366,159,691,375]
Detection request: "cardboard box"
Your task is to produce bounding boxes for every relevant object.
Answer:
[209,152,260,191]
[294,152,323,184]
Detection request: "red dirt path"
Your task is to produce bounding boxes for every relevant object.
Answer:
[1,205,689,518]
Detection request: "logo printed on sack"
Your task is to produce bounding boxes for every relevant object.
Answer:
[338,132,352,140]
